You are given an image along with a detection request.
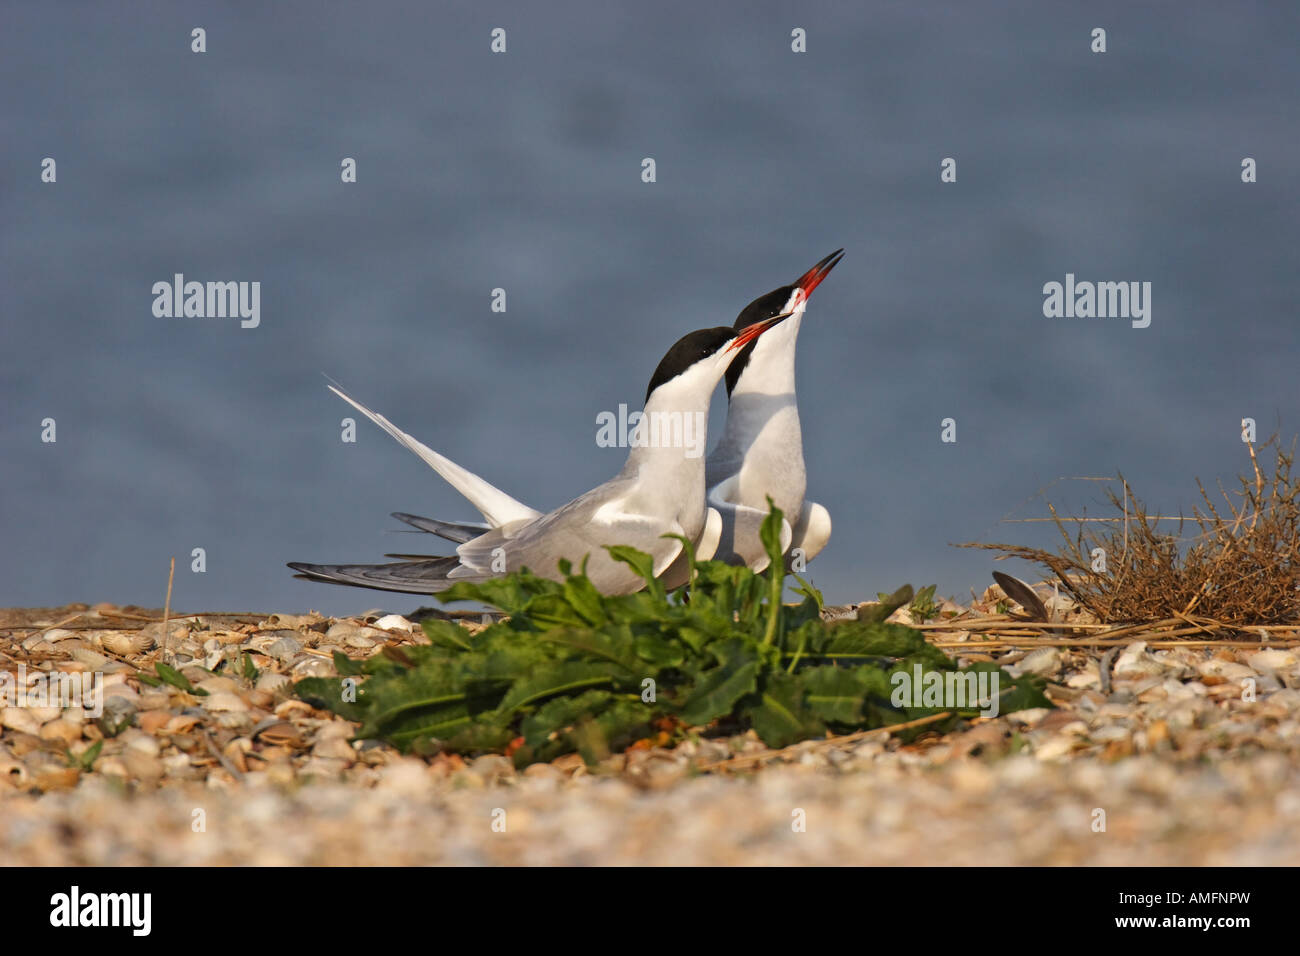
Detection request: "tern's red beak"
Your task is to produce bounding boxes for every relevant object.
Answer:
[727,311,789,351]
[793,248,845,300]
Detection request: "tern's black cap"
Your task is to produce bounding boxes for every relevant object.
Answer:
[724,249,843,396]
[644,327,736,403]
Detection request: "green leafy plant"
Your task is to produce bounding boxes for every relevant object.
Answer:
[66,739,103,772]
[909,584,941,622]
[137,662,208,695]
[296,502,1050,766]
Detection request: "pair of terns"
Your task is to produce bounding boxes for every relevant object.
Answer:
[289,250,843,596]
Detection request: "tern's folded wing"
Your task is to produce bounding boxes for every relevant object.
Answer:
[707,479,792,572]
[452,481,684,591]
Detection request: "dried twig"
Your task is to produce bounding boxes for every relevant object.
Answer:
[161,558,175,661]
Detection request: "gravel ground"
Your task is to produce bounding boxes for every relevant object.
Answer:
[3,599,1299,865]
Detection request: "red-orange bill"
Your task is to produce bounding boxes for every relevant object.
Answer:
[728,310,790,351]
[795,248,845,298]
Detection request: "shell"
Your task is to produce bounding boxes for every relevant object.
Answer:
[33,766,80,791]
[312,736,357,763]
[255,673,291,698]
[292,657,334,679]
[137,710,171,735]
[119,748,163,783]
[0,756,29,788]
[202,639,225,671]
[1114,642,1166,679]
[256,721,304,748]
[67,646,110,669]
[165,714,200,734]
[265,636,303,661]
[210,630,249,646]
[38,718,82,747]
[215,710,254,733]
[196,677,240,695]
[222,737,252,774]
[202,692,248,713]
[1018,648,1061,677]
[100,631,157,656]
[1,708,41,735]
[263,613,317,629]
[1247,649,1297,675]
[141,622,190,648]
[324,622,382,648]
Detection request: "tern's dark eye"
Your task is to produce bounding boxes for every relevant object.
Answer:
[734,286,792,330]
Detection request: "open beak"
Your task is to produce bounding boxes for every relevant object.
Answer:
[727,310,793,351]
[794,248,845,300]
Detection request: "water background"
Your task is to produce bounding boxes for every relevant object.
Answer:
[2,1,1297,616]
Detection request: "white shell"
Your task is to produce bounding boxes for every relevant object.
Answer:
[101,631,156,656]
[372,614,415,633]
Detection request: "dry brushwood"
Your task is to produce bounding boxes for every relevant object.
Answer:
[959,439,1300,627]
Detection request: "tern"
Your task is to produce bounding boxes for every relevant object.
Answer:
[288,316,789,595]
[663,248,843,585]
[382,251,844,587]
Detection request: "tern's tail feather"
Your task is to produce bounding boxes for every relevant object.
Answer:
[327,384,541,527]
[391,511,491,544]
[287,557,461,594]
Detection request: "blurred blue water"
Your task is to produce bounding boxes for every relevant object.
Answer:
[2,1,1297,616]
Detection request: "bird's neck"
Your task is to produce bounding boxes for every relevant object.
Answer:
[716,318,802,452]
[617,376,714,522]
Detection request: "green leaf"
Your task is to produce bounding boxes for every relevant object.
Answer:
[496,661,621,714]
[744,672,824,748]
[791,574,824,611]
[520,594,593,630]
[536,626,641,673]
[678,640,760,726]
[521,690,617,748]
[68,739,103,772]
[858,584,914,624]
[294,677,369,723]
[437,572,563,616]
[420,618,474,651]
[817,620,951,669]
[563,574,609,627]
[574,699,653,766]
[606,545,666,602]
[760,498,785,647]
[154,662,207,695]
[909,584,940,621]
[802,665,871,724]
[332,650,364,677]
